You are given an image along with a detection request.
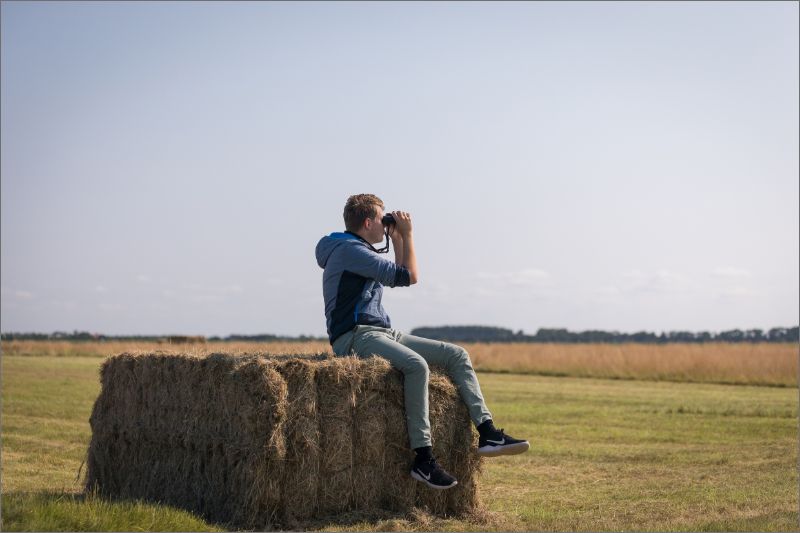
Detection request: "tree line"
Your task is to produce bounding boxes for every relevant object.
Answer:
[408,325,800,343]
[0,331,325,342]
[1,326,798,343]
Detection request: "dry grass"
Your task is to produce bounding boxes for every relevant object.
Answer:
[466,342,798,387]
[2,340,796,386]
[0,340,330,358]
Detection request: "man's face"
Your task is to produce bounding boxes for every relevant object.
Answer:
[363,207,386,244]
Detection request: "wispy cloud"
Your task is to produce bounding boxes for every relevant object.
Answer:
[711,266,752,279]
[181,283,245,303]
[709,266,760,300]
[715,286,760,298]
[1,287,35,300]
[475,268,551,287]
[464,268,553,300]
[593,285,621,296]
[49,299,77,310]
[620,269,689,293]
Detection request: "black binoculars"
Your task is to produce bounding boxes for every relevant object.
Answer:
[381,213,395,226]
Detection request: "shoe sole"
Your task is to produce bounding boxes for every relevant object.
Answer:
[410,469,458,490]
[478,441,530,457]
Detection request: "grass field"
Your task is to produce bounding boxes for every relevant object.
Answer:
[1,350,798,531]
[3,340,797,386]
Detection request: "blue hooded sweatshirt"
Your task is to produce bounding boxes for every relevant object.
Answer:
[315,231,411,345]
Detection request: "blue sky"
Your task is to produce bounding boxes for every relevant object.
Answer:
[2,1,798,337]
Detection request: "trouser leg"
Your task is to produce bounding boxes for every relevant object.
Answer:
[332,325,494,449]
[348,326,433,449]
[392,330,493,427]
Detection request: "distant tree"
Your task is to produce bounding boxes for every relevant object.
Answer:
[718,329,745,342]
[696,331,712,343]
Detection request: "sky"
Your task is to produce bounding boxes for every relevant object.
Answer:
[1,1,798,337]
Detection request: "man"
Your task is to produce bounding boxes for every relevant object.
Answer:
[315,194,529,490]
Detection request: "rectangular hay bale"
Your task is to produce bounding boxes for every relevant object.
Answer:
[84,351,483,529]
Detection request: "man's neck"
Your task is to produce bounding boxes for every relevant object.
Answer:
[345,230,369,242]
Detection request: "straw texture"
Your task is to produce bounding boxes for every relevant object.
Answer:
[84,351,483,529]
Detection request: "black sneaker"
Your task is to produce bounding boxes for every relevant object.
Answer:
[478,427,530,457]
[410,457,458,490]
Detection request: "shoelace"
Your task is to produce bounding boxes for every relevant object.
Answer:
[417,457,440,471]
[483,428,507,441]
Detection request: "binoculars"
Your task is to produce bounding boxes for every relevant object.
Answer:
[381,213,395,226]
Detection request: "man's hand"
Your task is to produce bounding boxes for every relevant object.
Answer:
[387,210,417,284]
[390,211,413,236]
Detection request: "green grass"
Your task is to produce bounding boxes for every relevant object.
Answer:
[1,355,798,531]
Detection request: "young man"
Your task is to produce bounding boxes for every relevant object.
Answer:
[315,194,529,490]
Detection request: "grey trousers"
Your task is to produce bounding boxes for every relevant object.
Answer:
[332,324,493,449]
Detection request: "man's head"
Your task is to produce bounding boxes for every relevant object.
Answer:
[344,193,386,245]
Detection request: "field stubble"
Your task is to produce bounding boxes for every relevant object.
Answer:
[3,340,797,387]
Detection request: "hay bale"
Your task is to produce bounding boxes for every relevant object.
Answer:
[416,373,459,516]
[352,356,391,509]
[315,356,359,515]
[381,363,418,511]
[275,358,320,525]
[84,351,483,529]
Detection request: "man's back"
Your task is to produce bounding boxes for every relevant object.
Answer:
[315,231,411,345]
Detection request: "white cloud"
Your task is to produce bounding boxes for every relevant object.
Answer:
[462,268,553,302]
[508,268,550,286]
[94,285,108,293]
[469,287,501,298]
[49,299,77,310]
[181,283,246,303]
[136,275,151,283]
[711,267,752,279]
[594,286,621,296]
[1,286,35,300]
[621,269,689,293]
[708,267,759,300]
[713,286,764,300]
[474,268,551,287]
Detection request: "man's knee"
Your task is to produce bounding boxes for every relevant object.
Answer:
[447,344,474,369]
[400,353,429,377]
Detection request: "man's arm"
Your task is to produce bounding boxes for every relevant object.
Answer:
[387,210,418,285]
[392,231,405,267]
[400,231,418,285]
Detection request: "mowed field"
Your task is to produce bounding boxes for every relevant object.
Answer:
[1,341,798,531]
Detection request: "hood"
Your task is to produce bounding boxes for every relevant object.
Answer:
[315,232,359,268]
